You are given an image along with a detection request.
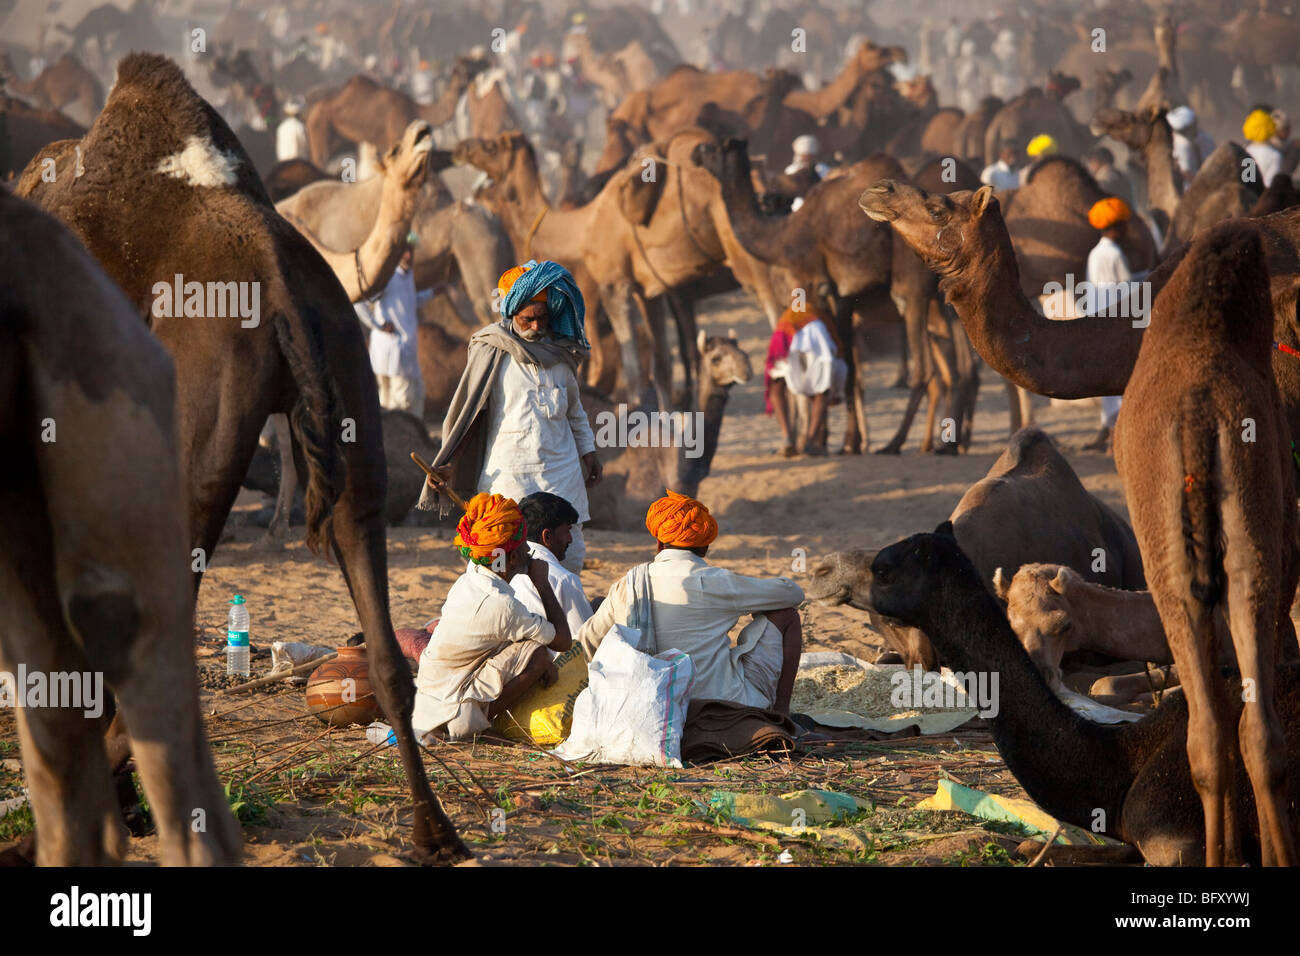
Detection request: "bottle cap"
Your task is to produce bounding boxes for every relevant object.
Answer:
[230,595,246,604]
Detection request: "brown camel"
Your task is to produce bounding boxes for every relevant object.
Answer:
[806,426,1145,671]
[951,96,1003,166]
[0,91,85,178]
[782,41,907,119]
[304,56,484,165]
[281,120,433,301]
[1170,143,1263,246]
[16,53,468,865]
[262,158,330,202]
[563,30,648,109]
[0,52,103,125]
[0,190,241,866]
[691,136,905,453]
[867,526,1300,866]
[463,70,521,139]
[457,129,783,407]
[982,72,1093,165]
[1113,220,1298,867]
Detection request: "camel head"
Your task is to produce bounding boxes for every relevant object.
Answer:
[805,549,878,611]
[1090,105,1165,150]
[451,54,490,88]
[1096,67,1133,100]
[697,329,753,388]
[992,563,1075,689]
[376,120,433,190]
[760,67,804,101]
[869,522,979,630]
[1045,70,1081,100]
[452,132,530,182]
[689,137,749,185]
[859,180,1000,279]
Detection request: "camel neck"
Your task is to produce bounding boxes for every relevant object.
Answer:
[787,58,864,118]
[1144,122,1183,231]
[420,76,464,128]
[713,156,788,266]
[938,208,1142,398]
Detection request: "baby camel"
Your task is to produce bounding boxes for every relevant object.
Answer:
[1115,220,1299,867]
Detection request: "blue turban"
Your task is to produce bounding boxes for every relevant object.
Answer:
[499,259,588,348]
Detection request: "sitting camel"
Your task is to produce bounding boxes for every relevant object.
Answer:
[0,190,240,865]
[17,53,468,866]
[869,526,1300,866]
[1115,220,1298,867]
[805,427,1145,669]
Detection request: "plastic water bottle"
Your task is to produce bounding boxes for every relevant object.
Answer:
[227,594,251,677]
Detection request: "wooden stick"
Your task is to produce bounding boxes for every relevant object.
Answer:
[1028,823,1065,867]
[216,651,338,696]
[410,452,466,510]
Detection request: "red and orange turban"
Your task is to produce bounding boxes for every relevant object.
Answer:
[1088,197,1130,230]
[498,265,549,306]
[776,305,819,336]
[455,493,527,565]
[646,491,718,549]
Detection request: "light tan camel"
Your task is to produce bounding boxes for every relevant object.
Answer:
[0,52,103,125]
[563,31,660,109]
[18,53,468,865]
[0,190,240,866]
[1114,220,1298,867]
[304,56,483,165]
[282,119,433,302]
[982,72,1092,165]
[464,70,521,139]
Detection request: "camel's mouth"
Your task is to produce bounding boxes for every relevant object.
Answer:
[858,182,900,222]
[410,126,433,155]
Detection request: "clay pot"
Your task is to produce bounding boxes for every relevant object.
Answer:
[305,645,382,727]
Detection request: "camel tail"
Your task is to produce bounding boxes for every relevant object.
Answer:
[272,311,345,556]
[1180,388,1224,609]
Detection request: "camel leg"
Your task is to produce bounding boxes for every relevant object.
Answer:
[666,293,699,403]
[921,375,942,453]
[1220,480,1297,866]
[929,336,960,456]
[603,282,649,408]
[827,291,864,454]
[952,319,981,449]
[267,413,296,542]
[644,294,674,411]
[877,382,927,455]
[1017,385,1035,429]
[1005,379,1023,434]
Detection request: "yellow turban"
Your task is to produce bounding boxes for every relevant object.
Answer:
[1088,197,1131,230]
[646,490,718,549]
[1243,109,1277,143]
[498,265,548,304]
[455,493,527,565]
[1026,134,1058,158]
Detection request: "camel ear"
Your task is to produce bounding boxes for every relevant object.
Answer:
[970,185,995,218]
[1049,567,1070,593]
[697,329,708,353]
[992,567,1008,599]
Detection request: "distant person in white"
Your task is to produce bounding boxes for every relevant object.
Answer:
[785,134,831,212]
[354,238,431,415]
[1082,198,1135,453]
[276,98,309,162]
[1244,108,1284,187]
[1166,105,1214,186]
[511,491,594,639]
[980,140,1022,192]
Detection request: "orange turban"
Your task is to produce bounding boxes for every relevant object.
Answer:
[1088,197,1130,230]
[777,306,819,336]
[498,265,549,305]
[455,493,527,565]
[646,491,718,549]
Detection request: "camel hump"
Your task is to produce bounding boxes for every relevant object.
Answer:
[997,426,1056,471]
[1159,220,1271,349]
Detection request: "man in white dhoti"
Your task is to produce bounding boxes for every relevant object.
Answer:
[764,306,846,457]
[417,260,601,573]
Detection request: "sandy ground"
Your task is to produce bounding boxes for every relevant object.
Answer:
[0,290,1135,867]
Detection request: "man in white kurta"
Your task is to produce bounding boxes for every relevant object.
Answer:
[354,246,431,415]
[511,492,593,638]
[275,100,309,162]
[980,141,1022,192]
[1082,198,1135,452]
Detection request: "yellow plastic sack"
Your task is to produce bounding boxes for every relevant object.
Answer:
[491,645,588,745]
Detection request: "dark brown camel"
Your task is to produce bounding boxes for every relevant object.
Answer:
[262,157,330,202]
[0,190,240,865]
[1114,220,1298,867]
[16,53,468,865]
[691,137,905,453]
[0,91,85,178]
[868,526,1300,866]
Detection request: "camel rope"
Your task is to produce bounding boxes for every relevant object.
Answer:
[525,205,547,259]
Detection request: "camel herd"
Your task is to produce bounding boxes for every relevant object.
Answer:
[4,0,1300,869]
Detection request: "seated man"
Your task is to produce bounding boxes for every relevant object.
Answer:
[574,492,805,714]
[511,491,594,637]
[412,493,572,741]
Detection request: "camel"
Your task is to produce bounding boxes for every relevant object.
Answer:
[691,136,905,453]
[463,70,522,139]
[1091,107,1259,249]
[305,56,484,166]
[1113,220,1298,867]
[994,563,1171,690]
[281,120,433,302]
[951,96,1003,166]
[0,52,102,125]
[16,53,468,866]
[806,427,1145,670]
[262,158,330,202]
[563,31,660,109]
[0,91,85,178]
[0,190,241,866]
[867,525,1300,866]
[982,72,1093,165]
[857,178,1300,452]
[1252,174,1300,218]
[456,129,783,407]
[51,0,164,71]
[782,40,907,120]
[676,330,754,497]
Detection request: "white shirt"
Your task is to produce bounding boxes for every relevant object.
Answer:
[980,160,1021,191]
[784,318,841,397]
[276,116,308,162]
[412,561,556,735]
[1086,235,1133,317]
[478,351,598,523]
[1247,141,1283,187]
[354,265,429,378]
[511,540,592,638]
[1171,131,1202,183]
[574,549,804,705]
